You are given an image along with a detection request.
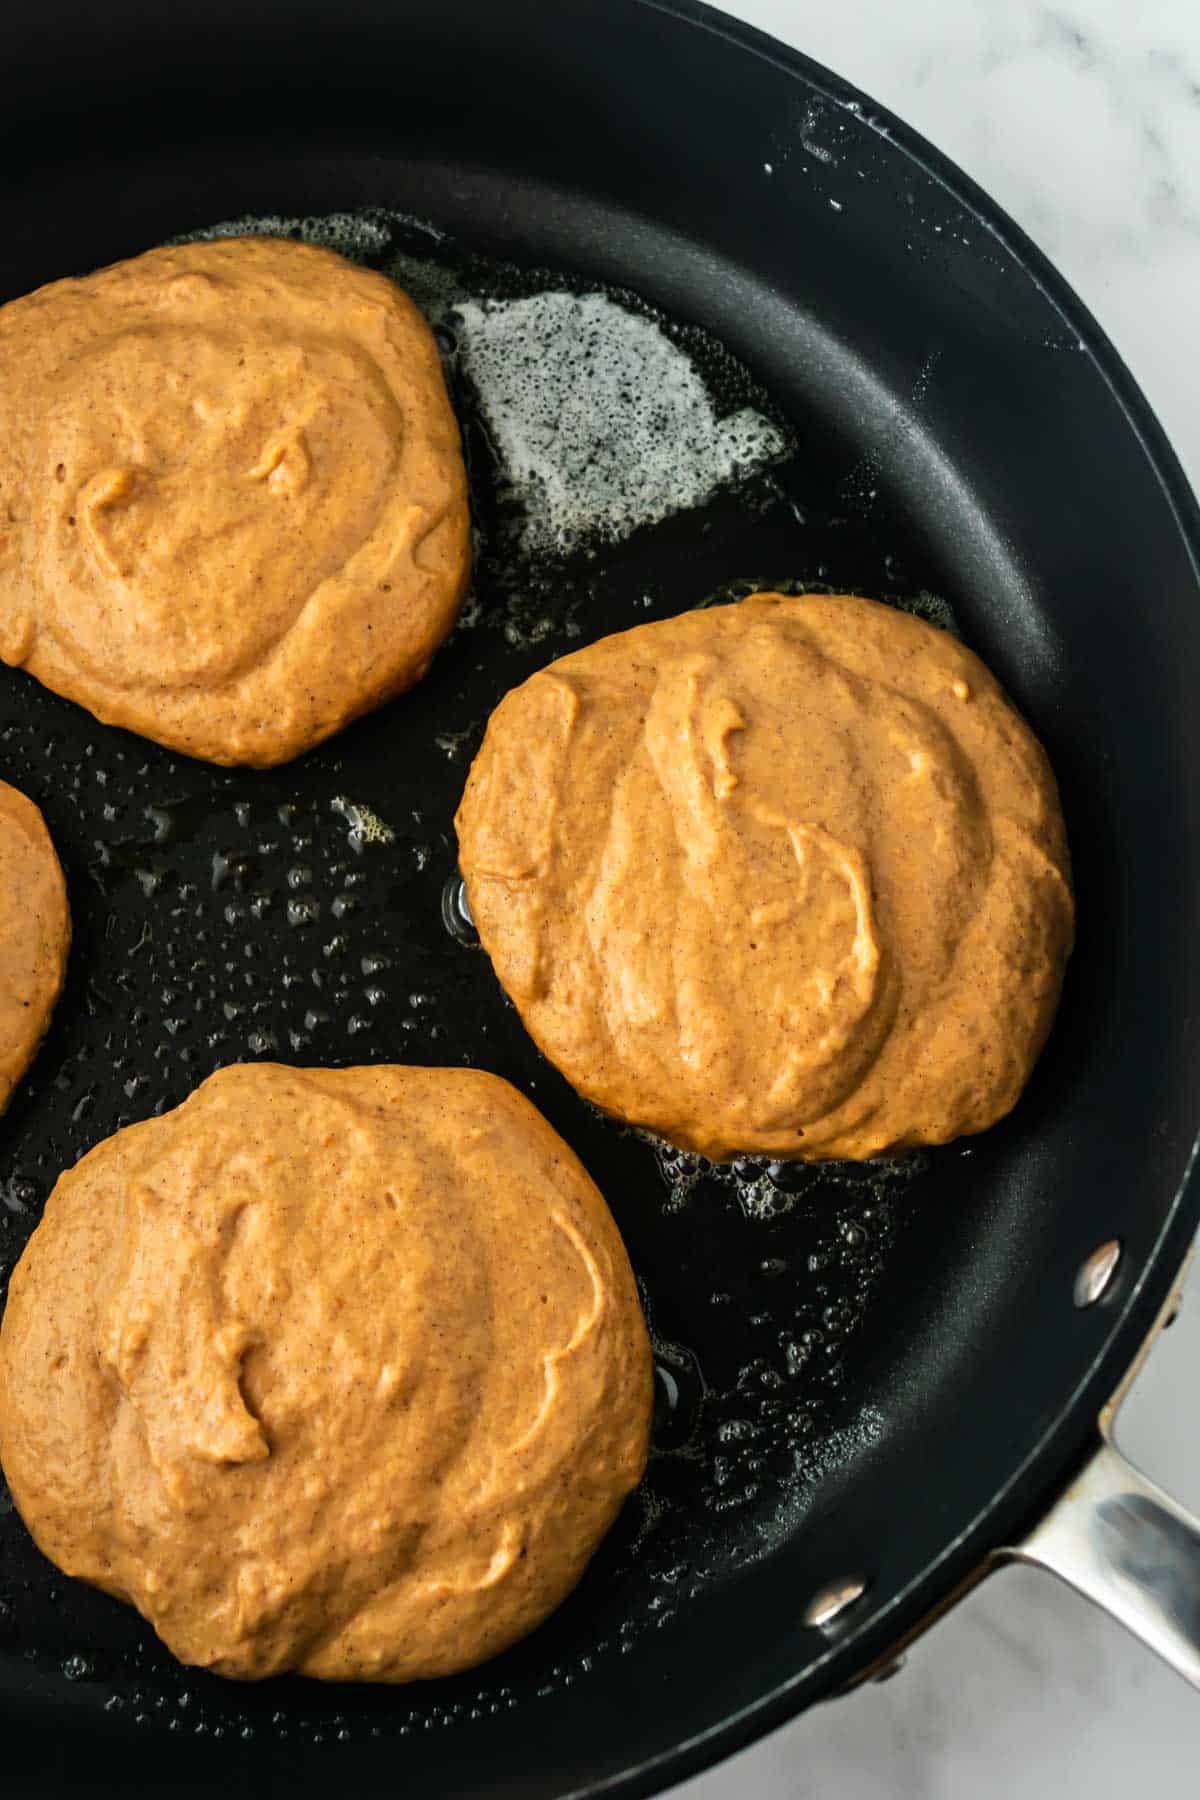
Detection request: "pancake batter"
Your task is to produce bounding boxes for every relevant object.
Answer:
[456,592,1074,1161]
[0,1064,652,1681]
[0,779,69,1114]
[0,238,470,766]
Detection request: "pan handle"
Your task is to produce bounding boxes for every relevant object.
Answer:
[1008,1438,1200,1690]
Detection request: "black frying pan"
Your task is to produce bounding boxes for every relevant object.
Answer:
[3,2,1200,1795]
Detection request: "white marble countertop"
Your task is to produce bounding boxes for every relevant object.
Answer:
[676,2,1200,1796]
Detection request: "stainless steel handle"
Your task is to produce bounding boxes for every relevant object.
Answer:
[837,1251,1200,1696]
[1010,1438,1200,1691]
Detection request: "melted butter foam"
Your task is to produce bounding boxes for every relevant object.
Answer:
[454,292,788,557]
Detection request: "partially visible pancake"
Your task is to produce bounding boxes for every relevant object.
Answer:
[0,237,470,766]
[0,1063,652,1682]
[0,779,69,1113]
[456,592,1074,1162]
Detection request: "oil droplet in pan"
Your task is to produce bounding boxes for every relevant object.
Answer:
[651,1336,707,1455]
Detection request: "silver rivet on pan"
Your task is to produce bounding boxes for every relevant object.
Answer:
[1074,1239,1122,1309]
[440,873,478,946]
[803,1576,867,1629]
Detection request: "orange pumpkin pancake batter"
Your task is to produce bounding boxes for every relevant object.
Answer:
[0,1064,651,1681]
[456,592,1073,1161]
[0,778,69,1114]
[0,238,469,766]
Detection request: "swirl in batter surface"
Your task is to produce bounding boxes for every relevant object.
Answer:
[0,238,470,766]
[456,593,1074,1162]
[0,779,69,1115]
[0,1064,652,1681]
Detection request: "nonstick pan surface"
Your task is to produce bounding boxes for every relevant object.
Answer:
[3,2,1200,1796]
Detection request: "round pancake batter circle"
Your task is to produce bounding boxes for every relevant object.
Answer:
[0,237,470,766]
[0,1063,652,1682]
[456,592,1074,1162]
[0,778,69,1115]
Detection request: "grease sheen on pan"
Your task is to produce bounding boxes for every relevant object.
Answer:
[0,1064,652,1681]
[0,238,470,766]
[456,592,1074,1163]
[0,778,69,1114]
